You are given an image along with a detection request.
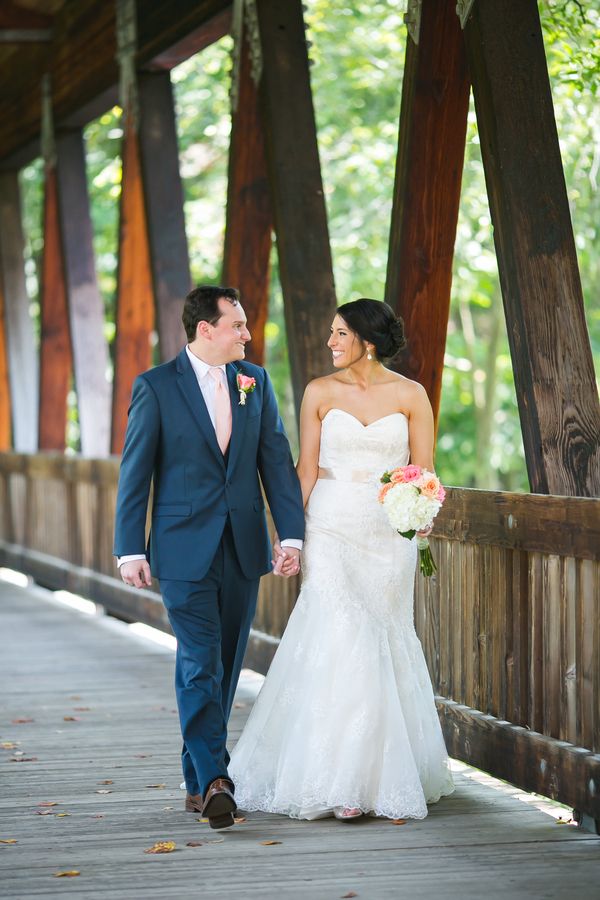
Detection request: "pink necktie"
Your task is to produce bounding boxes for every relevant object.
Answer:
[209,367,232,454]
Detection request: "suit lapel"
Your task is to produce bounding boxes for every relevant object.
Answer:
[226,363,246,475]
[176,349,225,470]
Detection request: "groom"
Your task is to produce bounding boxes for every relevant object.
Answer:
[114,286,304,829]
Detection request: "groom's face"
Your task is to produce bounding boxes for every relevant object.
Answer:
[209,299,251,363]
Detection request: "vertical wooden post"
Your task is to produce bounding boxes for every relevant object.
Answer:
[38,162,73,451]
[138,71,190,363]
[56,128,111,457]
[222,12,273,366]
[385,0,470,424]
[110,110,155,455]
[0,274,11,449]
[0,170,38,451]
[111,0,154,455]
[463,0,600,496]
[254,0,336,411]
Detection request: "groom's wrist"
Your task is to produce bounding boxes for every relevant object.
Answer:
[280,538,303,551]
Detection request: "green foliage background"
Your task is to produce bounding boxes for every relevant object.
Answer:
[19,0,599,486]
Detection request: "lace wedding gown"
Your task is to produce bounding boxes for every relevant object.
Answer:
[229,409,454,819]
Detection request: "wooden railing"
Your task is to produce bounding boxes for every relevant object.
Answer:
[0,451,598,827]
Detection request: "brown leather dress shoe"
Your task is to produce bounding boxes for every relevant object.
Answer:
[185,792,203,813]
[201,778,237,830]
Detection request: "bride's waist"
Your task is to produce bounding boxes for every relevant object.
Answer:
[317,465,380,484]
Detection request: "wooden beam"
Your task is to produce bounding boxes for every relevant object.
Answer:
[142,7,231,72]
[38,164,72,451]
[0,2,53,30]
[0,171,38,451]
[110,113,155,455]
[0,273,11,449]
[437,698,600,822]
[222,15,273,366]
[385,0,470,424]
[463,0,600,496]
[0,0,231,165]
[55,128,111,457]
[255,0,336,411]
[137,72,190,363]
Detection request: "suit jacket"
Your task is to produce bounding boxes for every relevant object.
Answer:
[113,348,305,582]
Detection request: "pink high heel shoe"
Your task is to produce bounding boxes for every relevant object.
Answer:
[333,806,364,821]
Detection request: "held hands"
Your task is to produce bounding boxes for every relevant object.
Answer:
[119,559,152,588]
[416,525,433,538]
[271,541,301,578]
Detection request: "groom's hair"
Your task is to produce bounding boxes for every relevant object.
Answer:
[182,286,240,340]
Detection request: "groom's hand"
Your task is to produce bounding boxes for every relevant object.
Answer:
[120,559,152,588]
[271,543,301,578]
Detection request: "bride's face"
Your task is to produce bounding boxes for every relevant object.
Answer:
[327,315,365,368]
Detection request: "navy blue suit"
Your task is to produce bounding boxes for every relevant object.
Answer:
[114,348,304,795]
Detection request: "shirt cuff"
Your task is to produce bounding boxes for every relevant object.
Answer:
[279,539,303,551]
[116,554,146,568]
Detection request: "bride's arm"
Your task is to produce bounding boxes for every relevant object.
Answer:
[296,381,323,508]
[406,381,435,472]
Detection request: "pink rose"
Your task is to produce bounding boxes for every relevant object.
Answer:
[437,485,446,502]
[390,469,405,483]
[237,374,256,391]
[400,465,422,483]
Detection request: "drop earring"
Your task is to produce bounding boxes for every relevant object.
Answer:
[367,349,373,361]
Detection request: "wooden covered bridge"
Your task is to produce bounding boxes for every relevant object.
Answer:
[0,1,599,896]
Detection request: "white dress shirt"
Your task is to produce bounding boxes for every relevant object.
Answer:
[117,346,302,567]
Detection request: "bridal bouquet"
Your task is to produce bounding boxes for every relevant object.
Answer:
[378,465,446,576]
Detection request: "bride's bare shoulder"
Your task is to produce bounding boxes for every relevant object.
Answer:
[303,374,340,399]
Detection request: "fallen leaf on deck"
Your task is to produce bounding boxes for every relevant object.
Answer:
[69,695,82,700]
[144,841,176,854]
[1,742,19,750]
[163,807,174,810]
[233,816,246,824]
[36,810,54,816]
[95,790,112,794]
[11,718,34,724]
[97,780,113,785]
[73,707,91,712]
[11,756,37,762]
[53,870,80,877]
[91,815,104,819]
[555,817,574,825]
[146,784,166,789]
[260,840,282,846]
[134,754,151,758]
[38,802,58,807]
[0,839,17,844]
[391,819,407,825]
[63,716,80,722]
[186,841,203,847]
[341,893,358,898]
[55,813,71,818]
[196,818,208,824]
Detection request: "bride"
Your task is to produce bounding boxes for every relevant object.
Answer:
[229,298,454,821]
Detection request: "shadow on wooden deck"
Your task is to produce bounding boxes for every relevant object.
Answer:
[1,575,599,900]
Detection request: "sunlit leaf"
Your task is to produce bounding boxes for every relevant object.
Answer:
[1,742,19,750]
[144,841,176,854]
[11,718,34,724]
[95,790,112,794]
[0,839,17,844]
[63,716,80,722]
[260,840,282,846]
[146,784,166,789]
[53,870,80,877]
[97,780,113,785]
[37,801,58,807]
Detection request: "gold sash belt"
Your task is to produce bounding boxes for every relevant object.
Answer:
[318,466,377,484]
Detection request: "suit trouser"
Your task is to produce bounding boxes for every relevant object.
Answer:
[160,521,260,797]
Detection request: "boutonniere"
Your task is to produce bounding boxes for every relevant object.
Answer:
[236,373,256,406]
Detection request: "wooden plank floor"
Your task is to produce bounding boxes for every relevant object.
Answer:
[1,576,599,900]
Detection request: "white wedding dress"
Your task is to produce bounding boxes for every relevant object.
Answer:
[229,409,454,819]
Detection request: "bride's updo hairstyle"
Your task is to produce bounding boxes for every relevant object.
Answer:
[336,298,406,361]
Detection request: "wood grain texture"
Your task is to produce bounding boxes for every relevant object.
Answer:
[110,113,155,455]
[256,0,337,412]
[0,171,38,450]
[385,0,470,423]
[463,0,600,496]
[138,72,190,363]
[222,16,272,366]
[0,0,232,165]
[55,128,111,457]
[38,164,72,451]
[0,265,12,449]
